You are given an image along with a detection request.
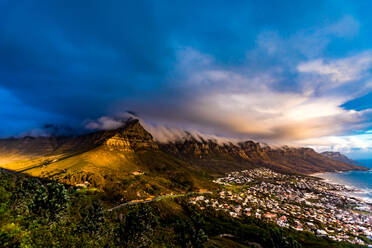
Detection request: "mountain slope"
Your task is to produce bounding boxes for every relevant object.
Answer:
[0,120,215,200]
[0,119,367,198]
[158,139,367,175]
[321,151,357,165]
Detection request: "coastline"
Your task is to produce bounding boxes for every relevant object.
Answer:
[311,170,372,204]
[202,168,372,245]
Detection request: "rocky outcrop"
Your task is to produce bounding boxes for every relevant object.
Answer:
[0,119,367,177]
[105,134,133,152]
[103,120,158,152]
[158,138,368,175]
[321,151,356,165]
[0,119,157,157]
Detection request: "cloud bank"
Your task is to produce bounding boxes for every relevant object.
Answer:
[1,1,372,157]
[121,45,372,144]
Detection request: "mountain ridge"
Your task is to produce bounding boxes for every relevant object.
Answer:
[321,151,357,165]
[0,119,368,198]
[159,138,367,175]
[0,119,216,200]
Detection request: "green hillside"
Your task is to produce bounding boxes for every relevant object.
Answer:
[0,170,363,248]
[0,120,216,201]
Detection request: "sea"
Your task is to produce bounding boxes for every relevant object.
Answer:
[315,159,372,204]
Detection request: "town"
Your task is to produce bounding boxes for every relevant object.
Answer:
[190,168,372,246]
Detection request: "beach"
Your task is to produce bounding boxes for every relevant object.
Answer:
[312,163,372,204]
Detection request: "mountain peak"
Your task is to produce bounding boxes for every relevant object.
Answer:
[104,119,158,151]
[321,151,356,165]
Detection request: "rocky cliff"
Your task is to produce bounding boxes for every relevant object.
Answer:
[0,120,212,198]
[158,138,367,175]
[0,119,157,158]
[0,119,368,192]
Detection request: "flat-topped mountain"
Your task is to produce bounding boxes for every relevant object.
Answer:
[0,119,367,198]
[0,119,214,200]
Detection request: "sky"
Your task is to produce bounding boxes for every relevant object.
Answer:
[1,1,372,159]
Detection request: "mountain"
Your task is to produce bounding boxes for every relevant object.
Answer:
[0,119,215,200]
[0,119,367,198]
[321,151,357,165]
[159,139,367,175]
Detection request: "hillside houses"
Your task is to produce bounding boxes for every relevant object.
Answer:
[191,168,372,246]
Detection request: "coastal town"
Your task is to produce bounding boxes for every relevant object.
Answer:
[189,168,372,246]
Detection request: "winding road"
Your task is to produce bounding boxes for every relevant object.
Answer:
[106,192,211,212]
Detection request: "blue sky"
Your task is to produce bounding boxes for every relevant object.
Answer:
[1,1,372,158]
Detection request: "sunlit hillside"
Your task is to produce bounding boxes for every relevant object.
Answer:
[0,120,215,201]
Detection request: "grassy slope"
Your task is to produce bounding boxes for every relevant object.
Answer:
[0,143,216,202]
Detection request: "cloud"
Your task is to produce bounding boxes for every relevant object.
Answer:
[85,117,124,131]
[84,112,136,130]
[297,51,372,85]
[122,44,372,144]
[110,15,372,145]
[0,0,372,157]
[296,130,372,157]
[255,16,360,60]
[0,87,67,137]
[142,123,239,144]
[324,15,360,38]
[83,114,240,144]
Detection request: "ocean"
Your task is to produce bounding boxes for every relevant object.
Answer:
[315,159,372,204]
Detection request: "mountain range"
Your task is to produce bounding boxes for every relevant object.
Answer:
[0,119,367,199]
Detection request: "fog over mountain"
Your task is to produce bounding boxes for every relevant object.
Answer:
[1,1,372,158]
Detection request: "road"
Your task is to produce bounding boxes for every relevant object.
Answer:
[106,192,211,212]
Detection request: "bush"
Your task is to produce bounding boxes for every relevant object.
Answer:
[29,182,69,221]
[115,204,158,247]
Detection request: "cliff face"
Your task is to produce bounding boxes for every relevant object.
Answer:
[0,119,157,158]
[0,119,162,181]
[0,120,210,198]
[0,119,368,187]
[158,139,367,175]
[103,120,158,152]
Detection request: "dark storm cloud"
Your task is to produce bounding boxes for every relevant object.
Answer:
[0,1,326,120]
[0,1,173,118]
[0,0,265,134]
[2,0,372,157]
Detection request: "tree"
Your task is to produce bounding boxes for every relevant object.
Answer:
[174,217,208,248]
[115,204,158,248]
[78,200,105,235]
[0,223,25,248]
[29,182,69,221]
[194,228,208,248]
[269,228,301,248]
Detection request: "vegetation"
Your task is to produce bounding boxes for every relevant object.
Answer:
[0,170,365,248]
